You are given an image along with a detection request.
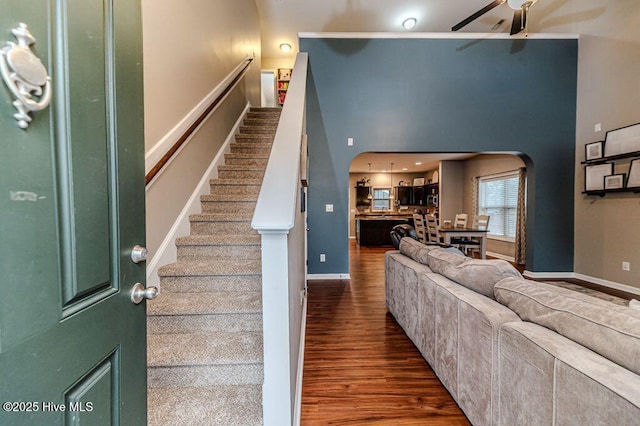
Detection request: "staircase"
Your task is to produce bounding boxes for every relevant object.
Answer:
[147,107,280,426]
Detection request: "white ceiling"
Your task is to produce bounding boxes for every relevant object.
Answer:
[349,152,477,174]
[255,0,639,59]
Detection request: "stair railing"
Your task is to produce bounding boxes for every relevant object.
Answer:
[252,52,308,426]
[144,57,254,186]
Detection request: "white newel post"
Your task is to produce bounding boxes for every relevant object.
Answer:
[260,231,293,425]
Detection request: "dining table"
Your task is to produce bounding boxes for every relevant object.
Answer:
[437,226,489,259]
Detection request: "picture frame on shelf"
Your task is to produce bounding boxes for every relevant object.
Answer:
[413,177,425,186]
[604,174,625,190]
[627,159,640,188]
[603,122,640,157]
[584,163,613,191]
[585,141,603,161]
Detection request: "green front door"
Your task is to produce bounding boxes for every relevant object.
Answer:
[0,0,146,424]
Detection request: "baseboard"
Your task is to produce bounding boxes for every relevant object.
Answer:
[146,102,251,289]
[485,251,515,262]
[307,273,351,280]
[573,273,640,297]
[523,271,640,297]
[145,57,252,177]
[293,294,307,426]
[523,271,576,280]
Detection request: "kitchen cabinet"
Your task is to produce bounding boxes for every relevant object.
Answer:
[355,186,371,206]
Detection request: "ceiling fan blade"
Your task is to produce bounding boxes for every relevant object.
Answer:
[510,9,524,35]
[452,0,506,31]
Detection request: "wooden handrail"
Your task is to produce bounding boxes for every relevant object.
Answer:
[145,58,254,186]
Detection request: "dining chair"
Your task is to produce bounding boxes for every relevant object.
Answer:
[425,214,441,244]
[412,213,427,244]
[461,214,491,257]
[454,213,468,228]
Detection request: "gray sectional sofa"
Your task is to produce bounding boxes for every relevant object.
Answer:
[385,237,640,426]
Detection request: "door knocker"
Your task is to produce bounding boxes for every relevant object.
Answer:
[0,23,52,129]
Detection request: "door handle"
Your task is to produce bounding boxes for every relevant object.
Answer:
[0,23,52,129]
[130,283,158,304]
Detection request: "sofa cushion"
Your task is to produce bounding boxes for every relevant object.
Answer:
[495,277,640,376]
[427,250,521,299]
[399,237,440,265]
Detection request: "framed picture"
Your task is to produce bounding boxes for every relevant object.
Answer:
[413,177,425,186]
[604,174,625,190]
[627,159,640,188]
[584,163,613,191]
[604,122,640,157]
[585,141,603,161]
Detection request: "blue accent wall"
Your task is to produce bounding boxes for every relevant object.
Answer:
[300,37,577,274]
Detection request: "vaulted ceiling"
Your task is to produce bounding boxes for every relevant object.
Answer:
[255,0,639,58]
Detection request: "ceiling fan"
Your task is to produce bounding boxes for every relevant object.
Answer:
[452,0,538,35]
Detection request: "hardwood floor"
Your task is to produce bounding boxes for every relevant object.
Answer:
[301,241,469,425]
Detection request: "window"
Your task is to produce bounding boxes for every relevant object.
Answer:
[372,188,391,211]
[478,172,519,241]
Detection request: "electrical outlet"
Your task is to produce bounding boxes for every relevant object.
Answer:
[325,204,333,213]
[320,254,326,262]
[622,261,631,271]
[347,137,354,146]
[594,123,602,132]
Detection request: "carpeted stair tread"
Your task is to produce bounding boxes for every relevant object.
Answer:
[225,152,270,160]
[148,364,263,388]
[160,275,261,294]
[147,291,261,316]
[175,235,260,246]
[200,193,258,202]
[239,125,277,134]
[217,165,266,172]
[232,141,273,148]
[158,260,261,277]
[209,178,263,185]
[148,331,262,367]
[235,134,275,140]
[148,313,262,335]
[189,212,253,222]
[246,111,280,122]
[250,106,281,112]
[148,385,262,426]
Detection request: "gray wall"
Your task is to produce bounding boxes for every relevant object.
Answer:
[142,0,261,259]
[574,35,640,289]
[300,37,577,275]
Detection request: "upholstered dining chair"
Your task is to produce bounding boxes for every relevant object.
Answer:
[412,213,427,244]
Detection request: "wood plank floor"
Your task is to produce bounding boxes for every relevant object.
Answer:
[301,241,470,425]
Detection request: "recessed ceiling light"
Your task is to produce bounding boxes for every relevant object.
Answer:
[402,17,417,30]
[280,43,292,53]
[402,168,408,171]
[415,162,422,165]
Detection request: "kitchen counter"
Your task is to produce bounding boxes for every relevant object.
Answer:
[355,215,413,246]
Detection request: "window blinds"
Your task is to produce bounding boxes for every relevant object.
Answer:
[478,172,519,239]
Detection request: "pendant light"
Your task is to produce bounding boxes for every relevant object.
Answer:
[367,163,373,199]
[389,163,395,201]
